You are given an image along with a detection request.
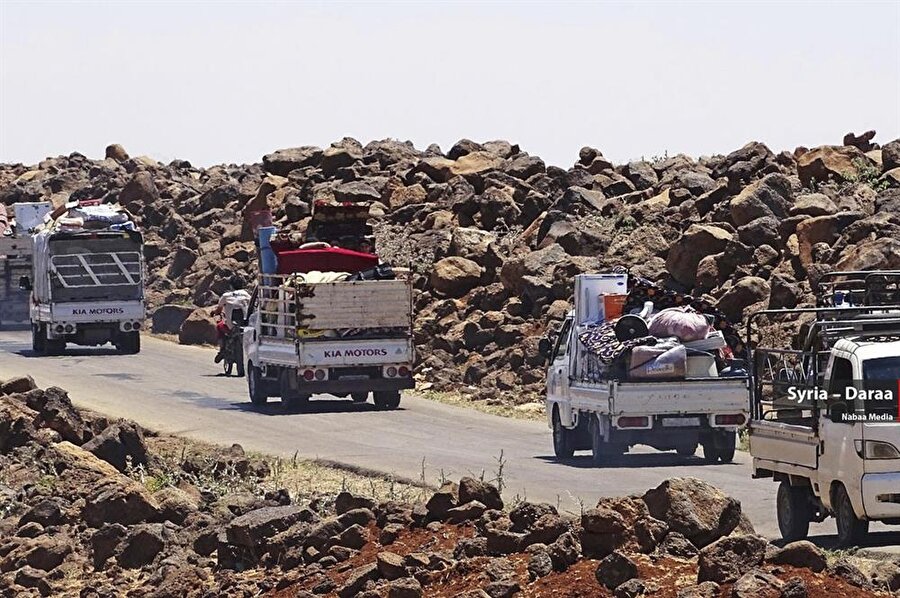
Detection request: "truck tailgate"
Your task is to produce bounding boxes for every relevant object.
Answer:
[749,420,818,469]
[298,338,413,367]
[610,379,748,415]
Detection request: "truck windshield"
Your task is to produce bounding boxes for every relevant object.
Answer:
[862,357,900,417]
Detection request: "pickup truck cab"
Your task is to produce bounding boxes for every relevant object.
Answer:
[546,274,749,466]
[748,271,900,546]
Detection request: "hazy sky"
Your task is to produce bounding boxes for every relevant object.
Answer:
[1,1,898,169]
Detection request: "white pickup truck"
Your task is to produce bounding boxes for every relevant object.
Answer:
[0,202,52,328]
[748,270,900,546]
[545,274,749,466]
[24,228,145,355]
[243,273,414,409]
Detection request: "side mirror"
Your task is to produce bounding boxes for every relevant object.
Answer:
[18,276,32,291]
[538,337,553,359]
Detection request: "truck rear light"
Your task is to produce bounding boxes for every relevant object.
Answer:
[314,369,326,381]
[714,414,746,426]
[55,324,64,333]
[64,324,74,333]
[398,366,410,377]
[302,369,315,381]
[123,322,132,331]
[386,366,398,378]
[617,416,649,429]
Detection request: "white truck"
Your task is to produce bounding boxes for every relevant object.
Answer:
[243,272,415,410]
[544,274,749,466]
[748,270,900,546]
[23,226,145,355]
[0,202,52,328]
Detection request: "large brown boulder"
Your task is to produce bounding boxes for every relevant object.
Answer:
[500,244,567,295]
[642,477,744,548]
[430,257,483,298]
[81,420,148,472]
[716,276,770,323]
[178,308,218,345]
[0,376,37,395]
[795,212,863,266]
[151,304,194,335]
[105,143,130,162]
[797,145,868,186]
[118,171,159,210]
[836,237,900,271]
[729,173,793,226]
[882,139,900,171]
[262,146,323,176]
[666,225,732,286]
[697,534,767,583]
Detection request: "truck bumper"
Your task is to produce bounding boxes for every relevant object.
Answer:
[296,377,414,395]
[861,473,900,519]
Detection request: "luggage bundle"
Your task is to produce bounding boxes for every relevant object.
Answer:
[40,200,137,234]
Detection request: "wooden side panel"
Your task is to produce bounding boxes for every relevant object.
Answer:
[296,280,412,330]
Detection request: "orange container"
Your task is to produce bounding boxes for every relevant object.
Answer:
[602,294,627,320]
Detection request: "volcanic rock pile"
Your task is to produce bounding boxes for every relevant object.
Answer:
[1,133,899,403]
[2,379,896,597]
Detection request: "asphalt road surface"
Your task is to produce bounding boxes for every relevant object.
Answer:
[1,329,898,549]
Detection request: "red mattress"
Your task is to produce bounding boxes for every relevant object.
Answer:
[275,247,378,275]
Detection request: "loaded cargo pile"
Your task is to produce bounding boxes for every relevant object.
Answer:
[576,270,748,383]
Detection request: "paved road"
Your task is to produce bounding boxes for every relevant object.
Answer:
[1,329,898,548]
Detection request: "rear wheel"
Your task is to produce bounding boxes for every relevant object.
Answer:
[374,391,401,410]
[552,406,575,460]
[834,484,869,547]
[702,431,736,463]
[590,415,622,466]
[45,337,66,356]
[351,392,368,403]
[285,393,310,411]
[248,363,268,406]
[777,481,812,542]
[116,331,140,355]
[718,432,736,463]
[676,443,698,457]
[32,324,46,354]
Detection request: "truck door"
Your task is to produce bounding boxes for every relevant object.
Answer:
[818,355,864,509]
[547,317,573,411]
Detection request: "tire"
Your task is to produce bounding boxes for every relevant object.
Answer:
[117,331,140,355]
[235,352,245,378]
[45,337,66,356]
[351,393,369,403]
[285,393,310,411]
[248,362,268,406]
[777,481,812,542]
[834,484,869,547]
[676,443,698,457]
[32,324,46,354]
[702,432,736,464]
[701,441,719,464]
[552,406,575,460]
[374,391,401,410]
[718,432,736,463]
[590,415,615,467]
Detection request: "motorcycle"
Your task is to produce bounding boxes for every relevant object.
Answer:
[220,314,245,377]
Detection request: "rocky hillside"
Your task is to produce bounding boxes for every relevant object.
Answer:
[2,378,897,597]
[2,132,899,403]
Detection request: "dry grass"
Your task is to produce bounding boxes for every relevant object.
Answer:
[417,387,546,422]
[139,433,434,508]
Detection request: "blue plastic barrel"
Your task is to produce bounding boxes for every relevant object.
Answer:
[258,226,278,274]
